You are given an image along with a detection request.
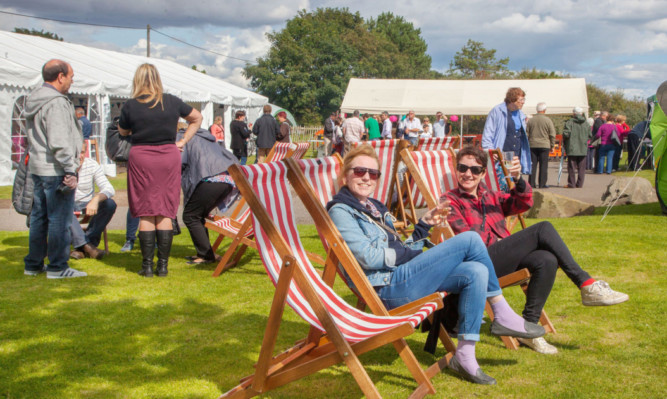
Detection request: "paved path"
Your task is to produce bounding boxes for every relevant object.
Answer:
[0,160,617,232]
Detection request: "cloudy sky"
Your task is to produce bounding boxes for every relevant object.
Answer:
[1,0,666,99]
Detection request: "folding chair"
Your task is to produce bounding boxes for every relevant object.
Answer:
[414,136,460,152]
[287,156,457,372]
[221,160,445,399]
[205,142,312,276]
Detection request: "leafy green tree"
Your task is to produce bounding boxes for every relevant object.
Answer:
[244,8,434,124]
[14,28,63,41]
[191,65,207,74]
[447,39,510,79]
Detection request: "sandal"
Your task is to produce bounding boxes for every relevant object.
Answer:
[186,255,222,265]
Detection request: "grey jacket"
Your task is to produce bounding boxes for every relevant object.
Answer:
[526,113,556,149]
[178,128,238,205]
[24,85,83,176]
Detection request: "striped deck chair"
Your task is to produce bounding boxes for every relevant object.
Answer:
[286,156,457,370]
[206,141,311,276]
[415,136,460,152]
[221,161,445,399]
[352,139,407,205]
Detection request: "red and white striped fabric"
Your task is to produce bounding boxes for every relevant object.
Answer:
[241,161,438,342]
[207,207,254,237]
[416,137,458,151]
[271,142,295,162]
[483,149,501,192]
[353,139,399,204]
[407,150,458,209]
[289,142,311,160]
[295,156,341,206]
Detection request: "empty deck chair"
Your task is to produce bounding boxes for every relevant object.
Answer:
[220,160,445,399]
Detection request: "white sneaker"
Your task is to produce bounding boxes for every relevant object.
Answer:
[517,337,558,355]
[46,267,88,279]
[581,280,629,306]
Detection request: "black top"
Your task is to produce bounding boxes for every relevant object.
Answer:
[230,120,251,151]
[119,93,193,146]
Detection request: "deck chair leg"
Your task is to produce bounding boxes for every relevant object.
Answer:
[393,339,436,396]
[211,234,225,252]
[484,302,520,350]
[212,241,247,277]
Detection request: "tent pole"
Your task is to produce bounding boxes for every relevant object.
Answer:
[147,25,150,58]
[460,115,463,149]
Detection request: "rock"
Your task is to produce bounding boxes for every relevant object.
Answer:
[525,191,595,218]
[601,177,657,206]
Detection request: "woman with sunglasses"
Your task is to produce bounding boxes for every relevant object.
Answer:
[327,144,546,385]
[445,146,629,354]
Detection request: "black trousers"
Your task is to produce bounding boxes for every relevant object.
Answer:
[626,134,641,171]
[487,221,592,323]
[182,182,233,261]
[530,147,550,188]
[567,155,587,188]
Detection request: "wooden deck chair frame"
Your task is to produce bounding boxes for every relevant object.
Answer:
[285,156,457,376]
[76,139,108,253]
[221,161,445,399]
[206,142,313,276]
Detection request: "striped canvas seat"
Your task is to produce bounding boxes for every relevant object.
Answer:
[405,149,458,210]
[353,139,400,205]
[220,160,444,398]
[207,208,254,238]
[415,136,460,152]
[293,155,342,206]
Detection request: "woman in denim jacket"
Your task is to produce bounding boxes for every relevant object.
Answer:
[326,144,545,385]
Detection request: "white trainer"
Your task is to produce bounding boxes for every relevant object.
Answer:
[581,280,629,306]
[46,267,88,279]
[517,337,558,355]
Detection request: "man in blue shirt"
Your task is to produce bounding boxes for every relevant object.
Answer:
[76,106,93,139]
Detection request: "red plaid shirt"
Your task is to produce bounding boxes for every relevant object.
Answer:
[445,179,533,246]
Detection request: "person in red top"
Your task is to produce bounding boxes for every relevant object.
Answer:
[210,116,224,143]
[613,114,631,171]
[446,146,629,354]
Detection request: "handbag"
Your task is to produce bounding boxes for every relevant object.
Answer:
[610,128,622,147]
[105,117,132,162]
[12,151,34,216]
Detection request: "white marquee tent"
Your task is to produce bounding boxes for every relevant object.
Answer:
[340,78,589,116]
[0,30,268,185]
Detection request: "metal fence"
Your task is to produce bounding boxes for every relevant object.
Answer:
[292,125,323,143]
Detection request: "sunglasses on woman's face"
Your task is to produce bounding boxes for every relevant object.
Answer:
[351,167,381,180]
[456,164,485,175]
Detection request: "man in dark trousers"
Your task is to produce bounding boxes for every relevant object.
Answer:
[563,107,592,188]
[252,104,280,163]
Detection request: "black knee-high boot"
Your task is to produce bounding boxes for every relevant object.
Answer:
[156,229,173,277]
[138,230,156,277]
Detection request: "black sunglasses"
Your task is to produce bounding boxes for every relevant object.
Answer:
[351,167,382,180]
[456,164,485,175]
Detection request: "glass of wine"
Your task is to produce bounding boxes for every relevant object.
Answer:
[502,151,514,171]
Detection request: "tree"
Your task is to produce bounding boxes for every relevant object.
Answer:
[191,65,207,74]
[447,39,510,79]
[14,28,63,41]
[244,8,434,124]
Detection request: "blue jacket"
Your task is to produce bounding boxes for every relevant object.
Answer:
[482,102,532,174]
[327,187,431,287]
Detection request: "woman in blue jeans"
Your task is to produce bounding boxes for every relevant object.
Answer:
[596,117,618,174]
[327,144,544,385]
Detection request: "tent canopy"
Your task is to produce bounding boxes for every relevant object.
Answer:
[340,78,589,116]
[0,31,267,107]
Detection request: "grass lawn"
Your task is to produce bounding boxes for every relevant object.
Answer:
[0,203,665,398]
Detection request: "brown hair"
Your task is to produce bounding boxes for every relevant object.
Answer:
[132,63,164,109]
[339,144,379,187]
[42,59,70,82]
[456,146,488,167]
[504,87,526,104]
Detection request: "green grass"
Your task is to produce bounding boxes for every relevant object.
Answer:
[2,205,666,399]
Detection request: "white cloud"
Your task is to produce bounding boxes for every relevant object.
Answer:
[645,18,667,32]
[484,13,566,33]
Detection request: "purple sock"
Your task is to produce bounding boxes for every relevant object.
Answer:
[490,297,526,333]
[455,340,480,375]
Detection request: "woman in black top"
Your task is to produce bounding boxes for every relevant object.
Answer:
[119,63,202,277]
[230,110,251,165]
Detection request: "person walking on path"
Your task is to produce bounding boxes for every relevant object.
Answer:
[526,102,556,188]
[24,59,86,279]
[563,107,592,188]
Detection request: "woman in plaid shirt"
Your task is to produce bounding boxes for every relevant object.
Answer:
[446,146,629,355]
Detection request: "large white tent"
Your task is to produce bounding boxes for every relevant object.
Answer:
[0,30,268,185]
[340,78,589,116]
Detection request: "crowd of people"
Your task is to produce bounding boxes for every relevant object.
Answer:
[21,60,630,386]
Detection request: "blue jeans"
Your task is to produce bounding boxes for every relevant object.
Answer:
[376,231,501,341]
[24,175,75,272]
[598,144,615,174]
[126,209,140,242]
[71,199,117,248]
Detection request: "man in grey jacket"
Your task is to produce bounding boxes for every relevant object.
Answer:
[23,59,86,279]
[252,104,280,163]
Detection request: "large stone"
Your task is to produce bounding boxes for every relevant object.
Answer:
[601,176,657,206]
[525,191,595,218]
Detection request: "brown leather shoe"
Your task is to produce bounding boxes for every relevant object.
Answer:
[69,250,85,260]
[82,243,105,260]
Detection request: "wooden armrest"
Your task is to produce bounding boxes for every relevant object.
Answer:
[388,292,444,316]
[498,268,531,288]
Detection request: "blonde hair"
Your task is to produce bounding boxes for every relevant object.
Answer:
[132,63,164,109]
[615,114,626,123]
[339,144,379,187]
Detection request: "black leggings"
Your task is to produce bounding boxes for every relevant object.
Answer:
[182,182,233,261]
[487,221,591,323]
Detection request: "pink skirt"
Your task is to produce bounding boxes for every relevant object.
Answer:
[127,144,181,219]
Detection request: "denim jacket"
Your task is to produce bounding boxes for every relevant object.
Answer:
[482,102,532,174]
[328,201,429,287]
